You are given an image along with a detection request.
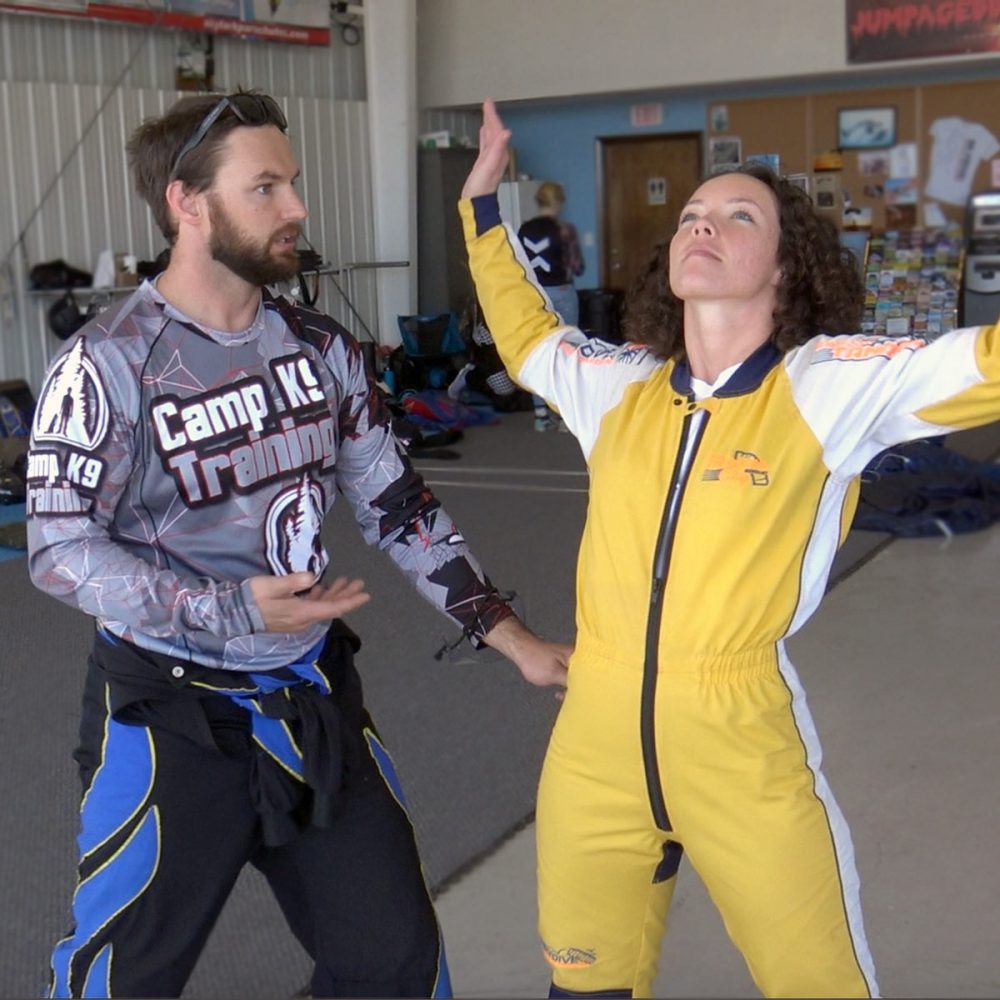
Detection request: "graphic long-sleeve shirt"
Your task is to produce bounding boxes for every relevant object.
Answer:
[26,282,511,670]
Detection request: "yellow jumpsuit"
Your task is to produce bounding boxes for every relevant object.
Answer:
[461,194,1000,998]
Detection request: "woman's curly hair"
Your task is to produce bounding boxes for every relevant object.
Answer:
[622,165,864,360]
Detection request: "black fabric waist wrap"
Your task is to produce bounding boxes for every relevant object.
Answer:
[87,620,367,846]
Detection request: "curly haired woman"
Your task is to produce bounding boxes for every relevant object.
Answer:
[458,100,1000,999]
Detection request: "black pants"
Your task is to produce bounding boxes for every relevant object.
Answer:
[49,633,451,998]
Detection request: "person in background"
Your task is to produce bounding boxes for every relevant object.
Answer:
[448,296,532,413]
[26,88,569,999]
[517,180,584,431]
[459,98,1000,998]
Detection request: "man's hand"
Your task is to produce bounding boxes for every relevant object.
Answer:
[460,99,512,201]
[482,615,571,696]
[248,573,370,633]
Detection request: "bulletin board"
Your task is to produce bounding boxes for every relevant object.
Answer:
[811,86,916,232]
[706,96,809,179]
[704,77,1000,235]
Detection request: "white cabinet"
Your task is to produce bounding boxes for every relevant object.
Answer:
[497,180,542,231]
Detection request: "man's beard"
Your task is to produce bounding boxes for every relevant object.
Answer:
[207,195,300,287]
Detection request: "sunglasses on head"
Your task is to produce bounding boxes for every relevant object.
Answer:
[170,92,288,179]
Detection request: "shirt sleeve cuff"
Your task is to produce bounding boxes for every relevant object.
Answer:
[239,578,267,634]
[467,593,515,649]
[469,193,503,236]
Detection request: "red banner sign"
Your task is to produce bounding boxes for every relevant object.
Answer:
[847,0,1000,62]
[0,0,331,45]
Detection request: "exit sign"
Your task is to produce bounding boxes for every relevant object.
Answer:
[630,103,663,127]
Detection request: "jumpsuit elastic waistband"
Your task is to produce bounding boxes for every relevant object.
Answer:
[573,633,781,682]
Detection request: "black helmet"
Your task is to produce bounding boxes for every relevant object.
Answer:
[48,290,86,341]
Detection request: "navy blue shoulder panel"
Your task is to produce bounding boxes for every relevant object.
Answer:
[471,194,503,236]
[669,340,784,397]
[716,341,783,397]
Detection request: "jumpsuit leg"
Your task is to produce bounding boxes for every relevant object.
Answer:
[48,669,261,998]
[253,719,450,999]
[537,661,678,998]
[660,651,880,999]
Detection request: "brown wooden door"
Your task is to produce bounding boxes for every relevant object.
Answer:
[600,133,703,293]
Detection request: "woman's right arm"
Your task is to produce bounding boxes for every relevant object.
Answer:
[460,102,660,451]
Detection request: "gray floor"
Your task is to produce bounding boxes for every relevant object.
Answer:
[4,408,1000,998]
[436,504,1000,999]
[0,410,589,999]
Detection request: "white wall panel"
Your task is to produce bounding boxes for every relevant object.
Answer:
[0,13,173,89]
[284,95,377,343]
[416,0,1000,109]
[0,9,379,395]
[0,81,376,394]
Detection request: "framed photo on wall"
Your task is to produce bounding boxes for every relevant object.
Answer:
[746,153,781,174]
[708,136,741,175]
[838,107,896,150]
[786,173,810,195]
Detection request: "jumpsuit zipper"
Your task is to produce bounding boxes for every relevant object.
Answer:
[641,406,709,831]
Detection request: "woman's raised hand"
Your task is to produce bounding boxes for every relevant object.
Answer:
[461,99,512,200]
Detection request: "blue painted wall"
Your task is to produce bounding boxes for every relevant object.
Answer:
[498,59,1000,290]
[500,93,706,289]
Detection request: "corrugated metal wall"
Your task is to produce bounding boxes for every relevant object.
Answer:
[0,10,366,106]
[0,10,375,394]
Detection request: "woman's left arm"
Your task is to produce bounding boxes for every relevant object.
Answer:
[785,321,1000,478]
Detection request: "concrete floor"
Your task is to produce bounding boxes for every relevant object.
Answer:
[435,518,1000,999]
[6,408,998,998]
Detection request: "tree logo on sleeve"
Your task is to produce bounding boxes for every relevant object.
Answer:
[33,337,110,451]
[265,474,329,577]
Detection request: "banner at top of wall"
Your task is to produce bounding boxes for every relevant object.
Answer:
[847,0,1000,63]
[0,0,331,45]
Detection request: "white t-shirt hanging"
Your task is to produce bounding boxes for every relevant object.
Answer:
[925,117,1000,206]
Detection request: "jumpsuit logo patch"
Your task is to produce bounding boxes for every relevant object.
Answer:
[811,335,926,363]
[559,339,655,367]
[33,337,110,451]
[542,943,597,969]
[702,450,770,486]
[265,473,329,577]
